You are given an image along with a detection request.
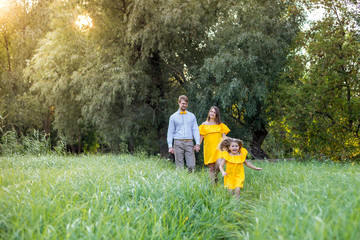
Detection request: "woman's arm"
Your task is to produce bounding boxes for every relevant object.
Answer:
[244,160,263,171]
[219,159,227,176]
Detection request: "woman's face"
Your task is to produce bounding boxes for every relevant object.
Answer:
[208,108,216,119]
[229,142,240,154]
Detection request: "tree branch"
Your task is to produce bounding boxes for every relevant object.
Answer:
[148,57,186,85]
[2,30,11,71]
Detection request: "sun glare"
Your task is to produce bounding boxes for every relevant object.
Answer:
[0,0,10,10]
[75,14,93,31]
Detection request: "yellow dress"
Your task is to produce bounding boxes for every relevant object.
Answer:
[222,148,248,189]
[199,123,230,165]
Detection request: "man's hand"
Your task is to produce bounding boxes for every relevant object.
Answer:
[221,171,228,177]
[169,147,175,154]
[194,144,200,152]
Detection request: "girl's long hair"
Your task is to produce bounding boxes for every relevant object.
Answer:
[207,106,222,124]
[220,138,243,153]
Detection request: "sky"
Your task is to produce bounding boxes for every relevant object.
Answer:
[0,0,10,9]
[307,7,325,22]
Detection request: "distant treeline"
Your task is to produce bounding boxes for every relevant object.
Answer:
[0,0,359,161]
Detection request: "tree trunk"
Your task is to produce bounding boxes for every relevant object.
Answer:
[148,51,169,157]
[2,31,11,72]
[78,134,81,154]
[43,106,53,135]
[250,126,270,159]
[128,135,135,153]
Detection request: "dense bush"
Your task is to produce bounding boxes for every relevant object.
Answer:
[0,130,66,156]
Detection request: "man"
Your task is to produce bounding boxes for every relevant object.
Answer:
[167,95,200,172]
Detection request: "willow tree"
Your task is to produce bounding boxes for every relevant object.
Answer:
[74,0,234,153]
[25,0,231,153]
[190,0,303,159]
[0,0,51,134]
[24,1,93,152]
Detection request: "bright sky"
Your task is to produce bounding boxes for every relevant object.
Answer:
[307,8,325,22]
[0,0,10,9]
[302,7,325,30]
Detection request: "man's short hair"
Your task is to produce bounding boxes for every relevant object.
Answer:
[178,95,189,103]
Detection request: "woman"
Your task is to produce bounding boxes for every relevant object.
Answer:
[199,106,230,183]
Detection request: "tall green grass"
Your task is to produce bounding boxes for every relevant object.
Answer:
[244,160,360,240]
[0,155,359,239]
[0,154,249,239]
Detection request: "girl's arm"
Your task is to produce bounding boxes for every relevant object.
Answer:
[244,160,263,171]
[219,159,228,176]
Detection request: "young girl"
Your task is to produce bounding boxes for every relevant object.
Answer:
[199,106,230,184]
[219,138,262,197]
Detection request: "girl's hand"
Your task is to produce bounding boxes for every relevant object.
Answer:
[255,167,263,171]
[222,172,228,177]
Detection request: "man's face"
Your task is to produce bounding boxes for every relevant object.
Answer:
[178,100,188,111]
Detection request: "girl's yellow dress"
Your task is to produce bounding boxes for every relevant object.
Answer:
[222,148,248,189]
[199,123,230,165]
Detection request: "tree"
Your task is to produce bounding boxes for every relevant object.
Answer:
[25,0,231,154]
[76,0,233,153]
[0,0,52,134]
[271,0,360,161]
[24,1,93,152]
[190,0,303,159]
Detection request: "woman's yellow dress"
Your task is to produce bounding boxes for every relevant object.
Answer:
[199,123,230,165]
[222,148,248,189]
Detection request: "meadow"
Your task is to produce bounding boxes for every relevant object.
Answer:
[0,154,359,239]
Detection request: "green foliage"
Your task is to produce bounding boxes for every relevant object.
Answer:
[53,137,67,156]
[24,10,86,145]
[81,126,100,154]
[269,0,360,161]
[0,0,52,134]
[24,0,233,154]
[0,129,69,156]
[0,130,51,155]
[2,0,357,162]
[190,0,304,159]
[0,130,21,155]
[0,110,6,133]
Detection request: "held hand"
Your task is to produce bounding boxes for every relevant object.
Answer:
[169,147,175,154]
[221,171,228,177]
[194,144,200,152]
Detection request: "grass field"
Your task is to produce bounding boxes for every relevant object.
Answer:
[0,154,359,239]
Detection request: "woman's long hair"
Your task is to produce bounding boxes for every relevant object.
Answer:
[220,138,243,153]
[207,106,222,124]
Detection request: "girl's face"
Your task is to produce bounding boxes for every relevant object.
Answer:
[229,142,240,154]
[208,108,216,119]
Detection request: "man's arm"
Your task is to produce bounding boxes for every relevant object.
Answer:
[167,116,175,154]
[192,115,200,152]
